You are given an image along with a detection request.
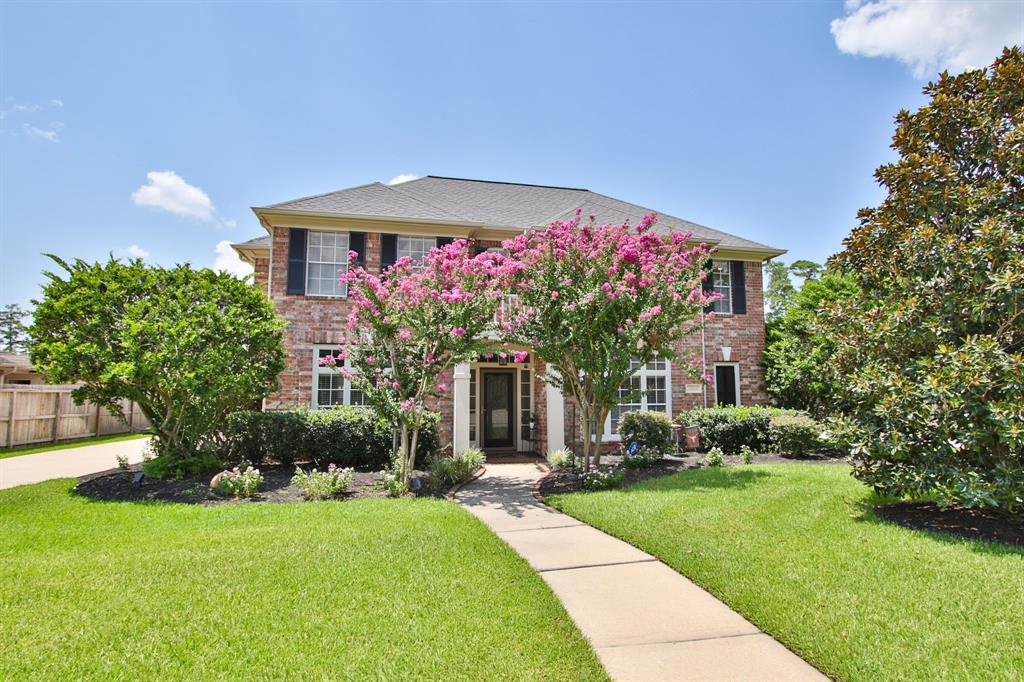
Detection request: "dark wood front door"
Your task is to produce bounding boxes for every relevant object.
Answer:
[482,370,515,449]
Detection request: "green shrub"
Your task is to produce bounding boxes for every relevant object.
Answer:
[291,464,354,500]
[377,467,407,497]
[304,408,391,468]
[222,408,442,470]
[546,449,576,471]
[740,445,754,464]
[143,448,221,479]
[677,406,799,453]
[706,446,724,467]
[212,464,263,498]
[431,448,486,487]
[622,447,658,469]
[581,466,624,491]
[769,414,827,457]
[618,410,673,457]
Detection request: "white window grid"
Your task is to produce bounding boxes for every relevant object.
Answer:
[397,236,435,266]
[313,347,366,408]
[306,231,349,297]
[712,259,732,314]
[605,357,671,438]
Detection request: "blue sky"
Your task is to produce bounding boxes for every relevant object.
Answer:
[2,1,1021,308]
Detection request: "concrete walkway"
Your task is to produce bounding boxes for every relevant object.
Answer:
[457,464,826,682]
[0,437,151,490]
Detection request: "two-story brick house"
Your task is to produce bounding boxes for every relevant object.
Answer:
[232,176,784,456]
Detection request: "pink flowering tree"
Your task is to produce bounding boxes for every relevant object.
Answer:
[324,241,509,488]
[503,211,716,471]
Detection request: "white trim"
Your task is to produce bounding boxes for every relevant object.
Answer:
[467,358,534,451]
[311,346,364,408]
[603,358,673,440]
[713,362,742,407]
[712,259,732,315]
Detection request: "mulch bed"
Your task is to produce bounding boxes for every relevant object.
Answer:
[538,451,846,498]
[876,501,1024,546]
[75,463,442,505]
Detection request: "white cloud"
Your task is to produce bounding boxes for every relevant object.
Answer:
[13,103,40,113]
[49,99,63,108]
[218,218,238,230]
[387,173,420,185]
[22,123,62,142]
[831,1,1024,78]
[214,239,254,278]
[131,170,215,221]
[114,244,150,260]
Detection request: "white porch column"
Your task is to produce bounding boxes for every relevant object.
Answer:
[545,367,565,453]
[452,363,472,454]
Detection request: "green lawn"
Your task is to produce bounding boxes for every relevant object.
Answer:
[0,480,607,681]
[0,432,149,459]
[549,464,1024,682]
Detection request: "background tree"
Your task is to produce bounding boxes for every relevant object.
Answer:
[763,260,796,322]
[825,48,1024,514]
[763,268,858,414]
[503,211,714,471]
[0,304,31,353]
[29,257,286,476]
[335,241,509,488]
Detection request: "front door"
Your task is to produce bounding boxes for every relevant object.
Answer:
[482,370,515,449]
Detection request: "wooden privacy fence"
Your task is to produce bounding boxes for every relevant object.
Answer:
[0,385,150,449]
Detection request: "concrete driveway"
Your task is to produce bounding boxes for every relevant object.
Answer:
[0,437,151,490]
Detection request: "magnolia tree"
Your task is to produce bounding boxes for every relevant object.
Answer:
[503,211,716,471]
[326,241,510,488]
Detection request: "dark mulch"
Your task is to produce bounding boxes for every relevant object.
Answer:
[75,463,442,505]
[538,451,847,498]
[876,501,1024,546]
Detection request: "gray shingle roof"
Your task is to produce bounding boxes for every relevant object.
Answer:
[233,235,271,249]
[250,176,781,253]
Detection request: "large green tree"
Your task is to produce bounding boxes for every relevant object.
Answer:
[826,48,1024,514]
[29,257,286,476]
[763,269,859,414]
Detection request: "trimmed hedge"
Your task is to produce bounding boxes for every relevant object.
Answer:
[222,408,441,469]
[618,410,673,457]
[677,406,828,456]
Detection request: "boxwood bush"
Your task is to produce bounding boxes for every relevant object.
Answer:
[768,414,828,457]
[222,408,441,469]
[677,406,799,454]
[618,410,673,457]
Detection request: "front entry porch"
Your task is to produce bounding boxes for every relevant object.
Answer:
[451,353,566,457]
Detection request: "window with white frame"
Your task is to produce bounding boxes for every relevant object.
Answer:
[397,236,435,265]
[606,357,671,437]
[313,348,366,408]
[306,231,349,297]
[711,260,732,314]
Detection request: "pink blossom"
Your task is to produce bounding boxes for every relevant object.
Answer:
[450,327,466,337]
[513,351,529,363]
[437,383,448,393]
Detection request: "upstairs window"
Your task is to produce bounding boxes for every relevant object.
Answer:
[306,231,349,297]
[397,236,435,265]
[711,260,732,314]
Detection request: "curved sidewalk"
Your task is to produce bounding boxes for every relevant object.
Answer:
[457,463,826,682]
[0,437,151,489]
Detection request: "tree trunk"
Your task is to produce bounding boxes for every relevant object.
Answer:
[407,427,420,488]
[592,407,609,467]
[398,425,410,487]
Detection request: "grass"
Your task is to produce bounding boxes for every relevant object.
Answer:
[548,464,1024,682]
[0,480,607,681]
[0,432,149,459]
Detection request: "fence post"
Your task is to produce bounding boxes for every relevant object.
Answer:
[6,391,15,448]
[51,391,61,443]
[94,404,102,437]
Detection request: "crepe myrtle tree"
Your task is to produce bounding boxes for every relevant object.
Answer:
[502,211,717,471]
[324,241,511,488]
[29,256,286,476]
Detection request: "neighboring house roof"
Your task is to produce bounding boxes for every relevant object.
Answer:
[237,175,783,256]
[0,352,33,373]
[234,235,271,249]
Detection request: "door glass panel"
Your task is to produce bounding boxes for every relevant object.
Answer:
[484,373,513,446]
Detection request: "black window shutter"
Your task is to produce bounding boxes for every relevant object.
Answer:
[702,258,715,314]
[381,234,397,269]
[731,261,747,314]
[349,231,366,267]
[286,228,307,295]
[436,236,454,249]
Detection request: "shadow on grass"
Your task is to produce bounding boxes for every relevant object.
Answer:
[632,466,774,493]
[850,494,1024,557]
